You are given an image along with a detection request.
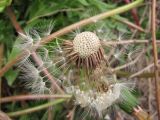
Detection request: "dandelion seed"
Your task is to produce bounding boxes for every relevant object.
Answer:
[18,60,51,94]
[69,28,81,38]
[33,20,54,36]
[16,32,33,50]
[29,29,41,41]
[18,60,39,80]
[30,78,50,94]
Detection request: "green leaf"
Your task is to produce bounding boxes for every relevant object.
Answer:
[0,7,5,12]
[78,0,89,6]
[41,111,48,120]
[19,115,30,120]
[27,0,65,23]
[118,88,139,114]
[4,68,19,86]
[0,0,12,12]
[8,46,21,61]
[87,0,116,11]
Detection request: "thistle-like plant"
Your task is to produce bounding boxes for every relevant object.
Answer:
[15,20,145,119]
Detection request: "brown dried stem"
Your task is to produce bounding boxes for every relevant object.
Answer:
[130,60,160,78]
[101,39,160,46]
[113,16,145,32]
[66,107,75,120]
[116,70,160,78]
[0,44,4,110]
[124,0,140,26]
[0,0,143,77]
[31,52,64,93]
[0,111,12,120]
[151,0,160,119]
[6,7,23,33]
[0,94,71,103]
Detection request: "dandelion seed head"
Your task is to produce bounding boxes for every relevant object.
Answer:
[62,31,104,70]
[73,31,101,58]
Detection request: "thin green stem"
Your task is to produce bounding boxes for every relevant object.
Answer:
[7,99,65,117]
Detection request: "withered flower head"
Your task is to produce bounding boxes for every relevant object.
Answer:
[63,31,104,71]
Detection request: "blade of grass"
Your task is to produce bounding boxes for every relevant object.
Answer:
[7,99,66,117]
[0,94,71,103]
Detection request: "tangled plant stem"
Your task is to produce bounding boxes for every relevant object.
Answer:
[0,94,71,103]
[0,0,144,77]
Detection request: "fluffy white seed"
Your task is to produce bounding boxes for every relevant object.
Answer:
[65,83,124,116]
